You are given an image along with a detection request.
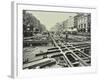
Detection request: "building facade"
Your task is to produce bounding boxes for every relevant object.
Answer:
[74,13,91,33]
[67,16,74,29]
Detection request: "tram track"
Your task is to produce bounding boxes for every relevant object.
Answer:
[49,33,91,67]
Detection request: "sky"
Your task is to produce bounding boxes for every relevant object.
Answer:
[27,10,77,31]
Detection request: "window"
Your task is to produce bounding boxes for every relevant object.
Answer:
[27,28,30,30]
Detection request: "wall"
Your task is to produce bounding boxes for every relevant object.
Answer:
[0,0,99,80]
